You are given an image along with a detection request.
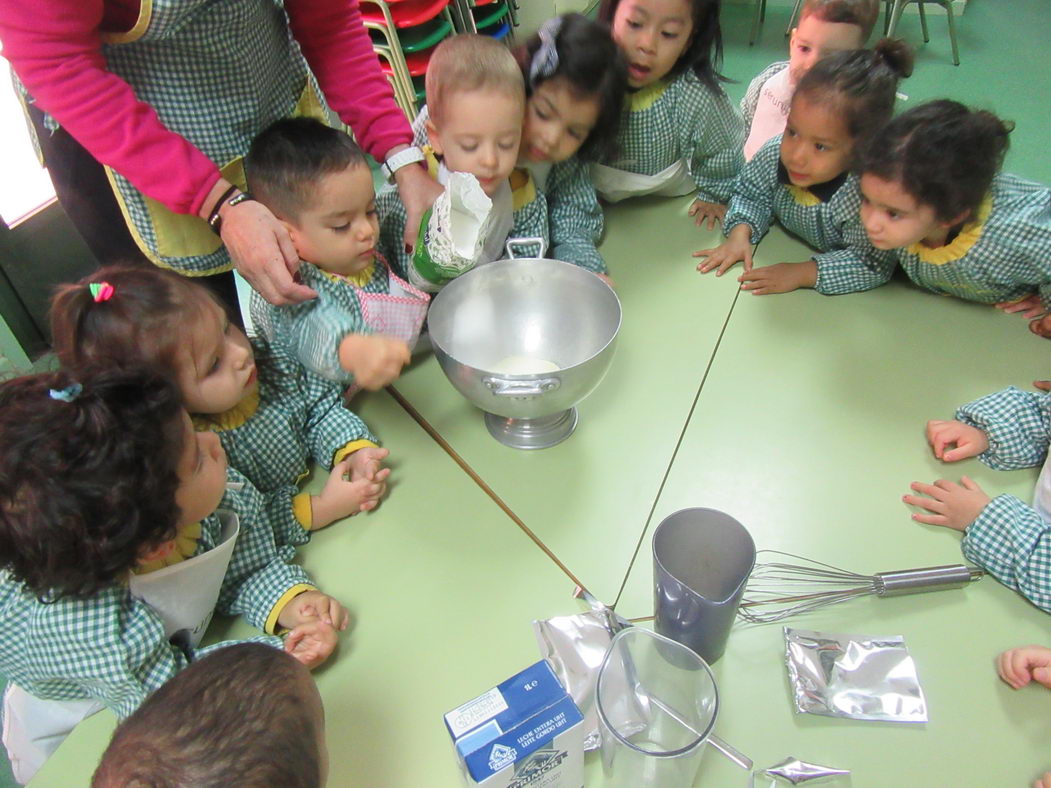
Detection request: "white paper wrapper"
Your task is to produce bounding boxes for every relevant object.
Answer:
[410,172,497,292]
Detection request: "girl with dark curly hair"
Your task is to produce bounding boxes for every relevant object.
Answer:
[697,40,912,291]
[0,368,342,781]
[815,100,1051,334]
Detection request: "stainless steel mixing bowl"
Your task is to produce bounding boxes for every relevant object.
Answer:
[427,256,622,449]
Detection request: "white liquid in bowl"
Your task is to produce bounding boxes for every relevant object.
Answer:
[490,355,560,375]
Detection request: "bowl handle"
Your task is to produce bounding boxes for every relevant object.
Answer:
[483,376,561,396]
[505,237,548,259]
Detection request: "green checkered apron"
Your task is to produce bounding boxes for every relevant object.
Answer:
[21,0,330,275]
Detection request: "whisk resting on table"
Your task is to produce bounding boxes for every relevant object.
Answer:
[738,550,984,624]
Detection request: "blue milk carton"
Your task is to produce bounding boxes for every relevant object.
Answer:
[444,661,585,788]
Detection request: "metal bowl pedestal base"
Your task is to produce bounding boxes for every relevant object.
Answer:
[483,408,578,450]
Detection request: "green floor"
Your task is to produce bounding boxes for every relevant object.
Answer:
[16,1,1051,785]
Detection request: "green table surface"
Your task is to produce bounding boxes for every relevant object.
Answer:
[616,229,1051,786]
[390,195,743,604]
[30,390,594,787]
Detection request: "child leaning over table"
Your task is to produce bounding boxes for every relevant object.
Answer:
[0,369,341,783]
[741,0,880,161]
[246,117,429,391]
[904,383,1051,613]
[377,34,547,292]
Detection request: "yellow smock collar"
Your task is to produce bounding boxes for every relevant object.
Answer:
[324,264,376,288]
[628,79,670,112]
[906,195,992,265]
[192,388,260,433]
[133,521,202,575]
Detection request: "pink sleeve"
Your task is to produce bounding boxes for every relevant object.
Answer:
[0,0,222,216]
[285,0,412,163]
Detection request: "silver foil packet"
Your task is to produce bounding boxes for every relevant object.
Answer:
[784,627,928,723]
[751,757,852,786]
[533,600,627,751]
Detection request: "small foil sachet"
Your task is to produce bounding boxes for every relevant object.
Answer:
[751,757,852,786]
[410,172,495,292]
[533,601,627,751]
[784,627,928,723]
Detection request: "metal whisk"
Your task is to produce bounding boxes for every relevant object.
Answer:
[738,550,984,624]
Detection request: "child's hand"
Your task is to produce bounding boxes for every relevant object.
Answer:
[338,333,411,390]
[1030,315,1051,339]
[738,261,817,295]
[311,454,390,527]
[688,199,726,231]
[279,590,350,631]
[1036,772,1051,788]
[997,646,1051,690]
[1035,380,1051,392]
[996,294,1045,319]
[694,224,752,275]
[284,620,338,670]
[903,476,990,531]
[926,419,989,462]
[596,272,615,288]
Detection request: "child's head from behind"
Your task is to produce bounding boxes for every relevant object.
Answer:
[247,118,377,277]
[92,643,327,788]
[515,14,628,164]
[50,264,258,416]
[600,0,724,91]
[782,39,912,189]
[425,35,526,196]
[790,0,880,83]
[858,100,1013,250]
[0,368,226,600]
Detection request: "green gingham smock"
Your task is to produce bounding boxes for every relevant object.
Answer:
[725,135,894,271]
[251,261,389,385]
[954,386,1051,613]
[376,173,550,283]
[408,106,606,273]
[195,337,374,502]
[0,467,313,718]
[603,69,744,203]
[740,61,789,140]
[815,173,1051,304]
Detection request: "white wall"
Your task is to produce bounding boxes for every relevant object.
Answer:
[516,0,598,38]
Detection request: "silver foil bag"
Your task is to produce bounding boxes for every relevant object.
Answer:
[784,627,928,723]
[751,757,852,786]
[533,605,626,751]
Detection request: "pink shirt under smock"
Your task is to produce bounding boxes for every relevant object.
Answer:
[0,0,410,216]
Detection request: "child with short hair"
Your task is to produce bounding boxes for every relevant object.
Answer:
[378,34,546,290]
[51,265,389,536]
[405,16,628,279]
[0,369,340,782]
[695,41,912,286]
[742,0,880,160]
[246,117,429,388]
[594,0,744,229]
[818,101,1051,320]
[93,643,327,788]
[904,384,1051,613]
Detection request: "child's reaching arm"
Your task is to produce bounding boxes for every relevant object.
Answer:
[545,158,607,275]
[681,79,745,225]
[954,386,1051,470]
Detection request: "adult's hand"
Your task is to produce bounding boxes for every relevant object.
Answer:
[221,199,317,305]
[392,160,442,251]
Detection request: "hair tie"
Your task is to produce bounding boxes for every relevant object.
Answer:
[529,17,564,88]
[89,282,114,303]
[48,383,83,403]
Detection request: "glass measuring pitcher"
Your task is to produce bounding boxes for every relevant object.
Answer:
[596,627,751,787]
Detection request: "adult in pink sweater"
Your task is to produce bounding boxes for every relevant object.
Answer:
[0,0,441,305]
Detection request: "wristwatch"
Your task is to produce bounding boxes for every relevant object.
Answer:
[208,189,254,236]
[381,146,426,182]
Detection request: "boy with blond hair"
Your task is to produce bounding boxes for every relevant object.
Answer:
[378,35,550,290]
[742,0,880,160]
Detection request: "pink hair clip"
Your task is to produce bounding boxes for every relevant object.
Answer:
[89,282,114,303]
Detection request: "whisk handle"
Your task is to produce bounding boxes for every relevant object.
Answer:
[874,565,984,597]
